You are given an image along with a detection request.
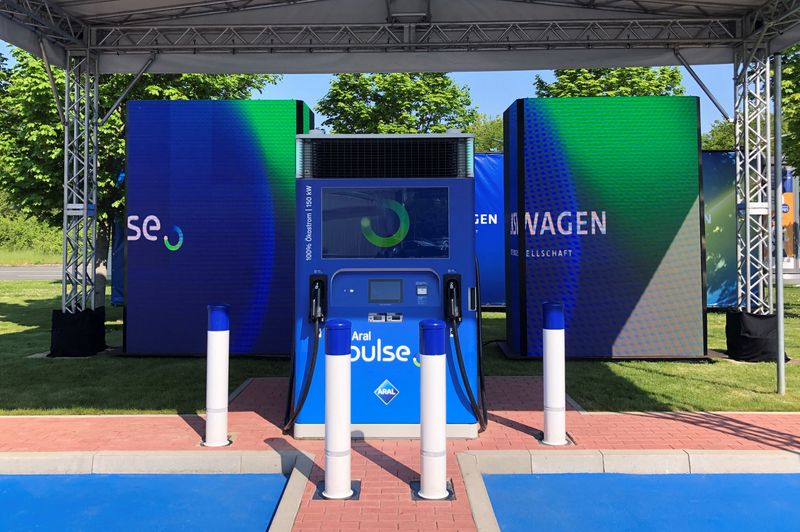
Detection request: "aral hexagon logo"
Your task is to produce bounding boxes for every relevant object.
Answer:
[374,379,400,405]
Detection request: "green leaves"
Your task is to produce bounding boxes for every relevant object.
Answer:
[466,114,503,153]
[701,119,734,151]
[316,73,477,133]
[534,67,685,98]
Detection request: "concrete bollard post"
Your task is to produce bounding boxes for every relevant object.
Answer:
[204,304,230,447]
[418,319,449,500]
[322,319,353,499]
[542,302,568,446]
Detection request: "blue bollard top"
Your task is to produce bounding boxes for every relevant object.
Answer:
[543,302,564,330]
[419,319,446,356]
[208,304,230,331]
[325,319,352,356]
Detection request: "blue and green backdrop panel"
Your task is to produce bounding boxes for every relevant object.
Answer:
[126,100,313,355]
[504,97,706,358]
[702,151,737,309]
[474,153,505,306]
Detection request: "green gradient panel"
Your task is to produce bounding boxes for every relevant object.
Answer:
[237,100,311,211]
[126,100,309,355]
[509,97,704,357]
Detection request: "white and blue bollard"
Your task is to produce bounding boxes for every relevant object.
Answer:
[418,319,449,500]
[542,302,568,446]
[205,304,231,447]
[322,319,353,500]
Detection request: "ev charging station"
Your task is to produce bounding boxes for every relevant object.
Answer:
[285,133,486,439]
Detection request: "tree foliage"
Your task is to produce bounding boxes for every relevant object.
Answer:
[466,114,503,153]
[0,48,278,234]
[701,119,735,151]
[316,73,477,133]
[534,67,685,98]
[780,45,800,169]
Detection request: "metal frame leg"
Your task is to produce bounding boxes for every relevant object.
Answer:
[734,44,774,315]
[61,50,99,314]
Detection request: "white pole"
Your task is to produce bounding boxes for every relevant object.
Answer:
[322,319,353,500]
[204,304,230,447]
[774,53,786,395]
[543,302,567,446]
[418,319,449,500]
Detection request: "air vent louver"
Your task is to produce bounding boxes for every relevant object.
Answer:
[298,135,473,178]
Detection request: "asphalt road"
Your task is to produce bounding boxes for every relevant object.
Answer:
[0,265,61,281]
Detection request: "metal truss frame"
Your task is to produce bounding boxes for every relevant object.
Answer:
[0,0,82,44]
[89,18,739,54]
[747,0,800,39]
[734,43,773,314]
[61,49,98,314]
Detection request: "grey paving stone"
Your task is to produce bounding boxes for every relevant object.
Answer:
[531,450,604,473]
[92,451,241,474]
[601,450,690,474]
[474,450,532,474]
[0,452,93,474]
[688,450,800,473]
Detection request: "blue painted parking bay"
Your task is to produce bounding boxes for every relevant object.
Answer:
[0,474,286,531]
[484,473,800,532]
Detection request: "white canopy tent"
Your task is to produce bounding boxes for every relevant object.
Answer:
[0,0,795,389]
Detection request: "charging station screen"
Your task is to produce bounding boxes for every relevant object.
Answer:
[322,187,449,259]
[369,279,403,302]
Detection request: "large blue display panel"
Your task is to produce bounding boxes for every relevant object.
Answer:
[505,97,705,358]
[293,178,479,432]
[126,100,311,355]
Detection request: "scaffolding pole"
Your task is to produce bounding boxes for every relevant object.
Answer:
[734,44,774,315]
[61,50,98,314]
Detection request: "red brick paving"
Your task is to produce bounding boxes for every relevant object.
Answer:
[1,376,799,530]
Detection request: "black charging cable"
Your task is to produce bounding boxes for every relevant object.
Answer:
[283,281,325,434]
[447,278,488,432]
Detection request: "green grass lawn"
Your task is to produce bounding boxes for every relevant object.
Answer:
[0,280,798,414]
[0,281,288,414]
[0,249,61,265]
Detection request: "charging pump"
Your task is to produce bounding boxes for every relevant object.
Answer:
[285,133,486,439]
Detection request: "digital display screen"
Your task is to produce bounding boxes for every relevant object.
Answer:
[702,151,737,308]
[126,100,311,355]
[322,187,449,259]
[506,97,704,358]
[369,279,403,303]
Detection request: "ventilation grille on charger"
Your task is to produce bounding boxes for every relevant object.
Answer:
[298,136,473,178]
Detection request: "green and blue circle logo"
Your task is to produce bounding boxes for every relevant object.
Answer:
[163,225,184,252]
[361,199,410,248]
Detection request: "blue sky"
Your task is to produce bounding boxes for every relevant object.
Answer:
[257,66,733,133]
[2,40,731,132]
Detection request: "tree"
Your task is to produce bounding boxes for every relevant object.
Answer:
[466,114,503,153]
[534,67,685,98]
[702,119,735,151]
[316,73,477,133]
[780,45,800,169]
[0,48,278,303]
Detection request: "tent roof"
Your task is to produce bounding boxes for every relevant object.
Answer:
[2,1,799,73]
